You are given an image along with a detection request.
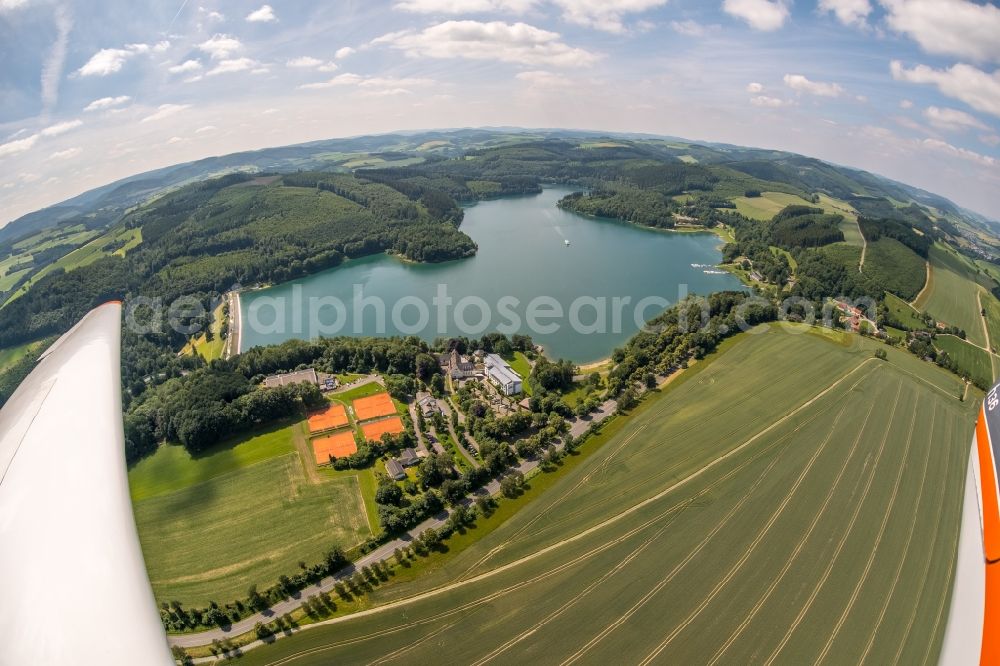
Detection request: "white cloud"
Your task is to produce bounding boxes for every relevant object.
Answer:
[207,58,257,76]
[670,19,716,37]
[83,95,130,111]
[168,59,202,74]
[924,106,989,131]
[372,21,599,67]
[48,147,81,160]
[881,0,1000,63]
[140,104,190,123]
[286,56,338,72]
[335,47,356,59]
[41,7,72,111]
[287,56,323,68]
[166,136,186,144]
[746,82,764,93]
[40,119,82,137]
[784,73,845,97]
[298,73,434,93]
[195,125,217,134]
[299,73,365,90]
[0,0,30,12]
[981,133,1000,147]
[723,0,790,31]
[550,0,669,33]
[819,0,871,27]
[900,98,913,109]
[891,60,1000,118]
[393,0,537,13]
[515,70,573,87]
[0,135,38,158]
[153,40,171,53]
[199,7,224,21]
[921,138,996,167]
[77,48,133,76]
[246,4,276,22]
[199,34,242,59]
[750,95,790,107]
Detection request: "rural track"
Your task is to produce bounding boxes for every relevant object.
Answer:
[918,418,965,666]
[461,357,842,578]
[707,393,879,665]
[198,358,878,662]
[762,379,904,665]
[813,391,920,664]
[633,389,861,666]
[856,404,936,664]
[891,416,955,666]
[910,260,932,308]
[556,454,786,666]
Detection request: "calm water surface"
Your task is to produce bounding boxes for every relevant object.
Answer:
[240,187,743,363]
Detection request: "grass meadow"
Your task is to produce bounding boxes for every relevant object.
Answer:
[234,325,976,665]
[916,243,989,348]
[129,420,373,607]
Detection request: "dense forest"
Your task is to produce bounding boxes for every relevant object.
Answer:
[0,172,478,350]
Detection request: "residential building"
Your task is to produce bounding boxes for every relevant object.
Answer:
[385,459,406,481]
[399,448,419,467]
[416,392,440,417]
[485,354,523,396]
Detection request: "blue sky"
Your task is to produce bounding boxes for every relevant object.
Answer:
[1,0,998,224]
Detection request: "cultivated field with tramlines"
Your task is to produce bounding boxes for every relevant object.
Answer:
[235,324,979,666]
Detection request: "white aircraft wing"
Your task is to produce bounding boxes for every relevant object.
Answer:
[0,302,172,666]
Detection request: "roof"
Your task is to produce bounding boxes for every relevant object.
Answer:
[486,355,522,387]
[385,459,406,479]
[263,368,318,388]
[0,303,172,665]
[399,447,419,465]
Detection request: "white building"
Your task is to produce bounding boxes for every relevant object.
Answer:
[485,353,523,396]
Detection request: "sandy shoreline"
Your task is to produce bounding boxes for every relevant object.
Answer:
[225,291,242,359]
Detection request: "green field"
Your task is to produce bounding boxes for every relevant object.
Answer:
[728,192,816,221]
[0,338,48,374]
[235,326,975,665]
[507,351,533,395]
[130,421,374,607]
[982,291,1000,354]
[819,242,862,273]
[182,300,226,361]
[862,237,927,302]
[885,292,927,330]
[5,226,142,304]
[917,243,988,347]
[934,334,994,387]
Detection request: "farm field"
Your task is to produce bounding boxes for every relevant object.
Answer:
[916,243,988,348]
[236,325,976,666]
[5,226,142,304]
[727,192,815,221]
[934,334,994,387]
[885,292,927,330]
[861,237,926,302]
[129,421,374,607]
[182,299,225,360]
[981,291,1000,354]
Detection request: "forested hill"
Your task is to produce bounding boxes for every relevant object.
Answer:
[0,171,478,350]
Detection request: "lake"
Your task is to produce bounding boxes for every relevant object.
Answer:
[239,187,744,363]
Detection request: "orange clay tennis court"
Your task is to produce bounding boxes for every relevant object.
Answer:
[361,416,405,442]
[307,403,349,433]
[312,431,358,464]
[353,392,396,421]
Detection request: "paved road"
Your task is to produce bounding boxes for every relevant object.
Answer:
[168,398,619,651]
